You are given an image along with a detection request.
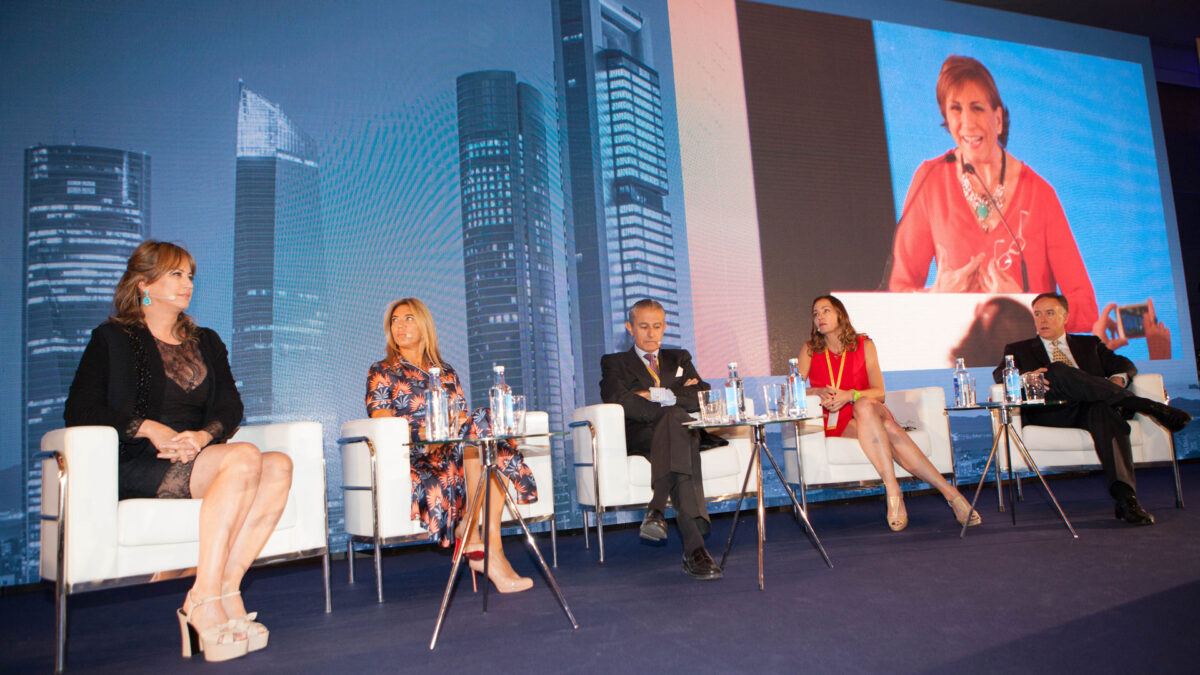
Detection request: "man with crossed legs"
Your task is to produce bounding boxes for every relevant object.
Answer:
[600,299,723,579]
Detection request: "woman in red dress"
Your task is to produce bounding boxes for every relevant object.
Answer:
[798,295,980,531]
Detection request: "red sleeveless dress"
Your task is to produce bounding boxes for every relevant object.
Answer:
[809,335,872,438]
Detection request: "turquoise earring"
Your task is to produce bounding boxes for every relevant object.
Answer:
[141,291,151,306]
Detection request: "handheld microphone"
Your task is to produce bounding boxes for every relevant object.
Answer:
[878,151,957,289]
[962,162,1028,292]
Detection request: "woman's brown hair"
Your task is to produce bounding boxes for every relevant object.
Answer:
[807,295,860,354]
[111,240,198,343]
[936,55,1010,148]
[383,297,444,369]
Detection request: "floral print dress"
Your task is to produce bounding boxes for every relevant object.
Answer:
[365,356,537,546]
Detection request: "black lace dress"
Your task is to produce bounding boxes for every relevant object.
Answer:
[122,338,223,499]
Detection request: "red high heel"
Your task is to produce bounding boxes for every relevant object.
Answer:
[453,538,485,562]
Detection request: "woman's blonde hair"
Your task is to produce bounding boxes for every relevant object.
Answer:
[112,240,198,343]
[807,295,860,354]
[383,297,443,369]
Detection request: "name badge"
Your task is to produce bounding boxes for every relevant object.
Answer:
[675,366,684,377]
[826,408,839,430]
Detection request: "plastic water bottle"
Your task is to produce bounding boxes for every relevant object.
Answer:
[1002,355,1021,404]
[787,357,807,416]
[488,364,514,435]
[726,362,745,422]
[953,358,969,407]
[427,366,450,440]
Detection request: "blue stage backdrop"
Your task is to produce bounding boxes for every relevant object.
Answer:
[0,0,1194,586]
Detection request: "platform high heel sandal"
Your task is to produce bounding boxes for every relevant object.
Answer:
[220,590,269,652]
[887,494,908,532]
[948,496,982,527]
[177,593,248,662]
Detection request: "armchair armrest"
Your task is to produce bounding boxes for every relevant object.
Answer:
[572,404,632,507]
[230,421,326,552]
[885,386,952,471]
[40,426,121,585]
[339,417,414,538]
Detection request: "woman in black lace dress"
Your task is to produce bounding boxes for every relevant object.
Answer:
[64,241,292,662]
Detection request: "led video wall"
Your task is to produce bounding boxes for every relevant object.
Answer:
[0,0,1192,586]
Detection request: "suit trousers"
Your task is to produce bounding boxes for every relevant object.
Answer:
[627,405,708,553]
[1032,363,1136,494]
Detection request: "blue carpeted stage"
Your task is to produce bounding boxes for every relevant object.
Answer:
[4,465,1200,673]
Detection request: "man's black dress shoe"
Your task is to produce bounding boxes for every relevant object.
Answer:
[1115,496,1155,525]
[682,547,723,580]
[1123,397,1192,433]
[640,509,668,541]
[698,430,730,451]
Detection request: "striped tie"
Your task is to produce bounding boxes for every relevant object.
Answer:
[645,352,660,376]
[1050,340,1073,367]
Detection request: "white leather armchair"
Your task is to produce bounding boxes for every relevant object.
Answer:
[570,402,754,563]
[987,373,1182,506]
[781,387,956,509]
[39,421,331,673]
[338,411,557,602]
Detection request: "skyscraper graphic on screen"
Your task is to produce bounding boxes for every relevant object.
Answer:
[553,0,680,403]
[456,71,566,418]
[232,83,323,424]
[21,145,150,575]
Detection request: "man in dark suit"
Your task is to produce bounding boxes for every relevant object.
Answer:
[994,293,1190,525]
[600,299,723,579]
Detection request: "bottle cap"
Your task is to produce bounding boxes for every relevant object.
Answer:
[494,364,505,374]
[788,357,798,365]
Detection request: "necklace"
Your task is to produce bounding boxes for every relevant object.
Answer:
[960,148,1006,228]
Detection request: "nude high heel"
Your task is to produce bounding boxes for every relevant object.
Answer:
[177,592,248,662]
[887,494,908,532]
[948,495,982,527]
[220,590,269,652]
[469,556,533,594]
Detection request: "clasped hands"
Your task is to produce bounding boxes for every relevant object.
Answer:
[816,386,852,412]
[139,419,212,464]
[930,245,1022,294]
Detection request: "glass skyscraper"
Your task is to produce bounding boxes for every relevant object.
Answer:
[553,0,681,403]
[232,83,323,425]
[456,71,564,410]
[457,71,573,513]
[21,144,150,579]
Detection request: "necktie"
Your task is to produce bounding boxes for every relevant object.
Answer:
[1050,340,1073,367]
[645,352,660,376]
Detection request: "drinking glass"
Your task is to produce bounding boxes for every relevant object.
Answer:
[510,394,527,436]
[449,397,468,435]
[699,389,727,424]
[761,383,786,419]
[964,375,977,406]
[1021,372,1046,403]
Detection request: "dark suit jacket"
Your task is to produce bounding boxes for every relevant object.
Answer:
[993,333,1136,384]
[599,348,710,453]
[64,321,244,451]
[993,333,1135,427]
